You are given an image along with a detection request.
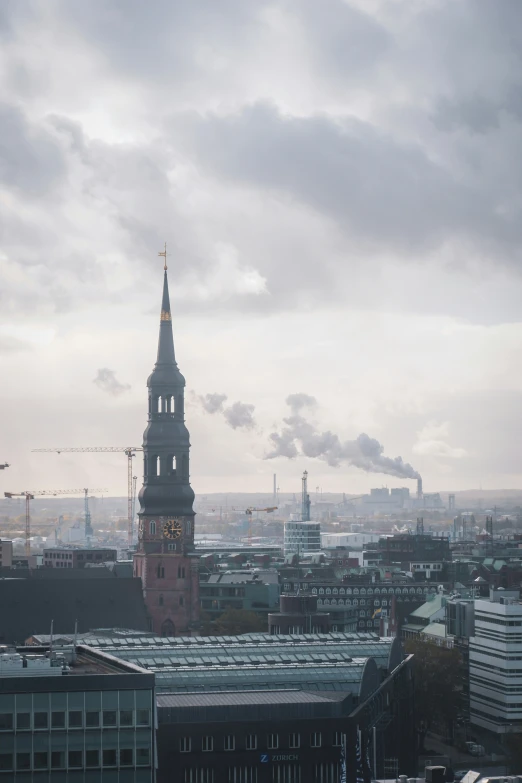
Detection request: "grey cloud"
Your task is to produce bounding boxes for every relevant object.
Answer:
[266,396,420,479]
[0,103,66,195]
[174,102,520,255]
[432,95,501,135]
[93,368,131,396]
[286,393,317,414]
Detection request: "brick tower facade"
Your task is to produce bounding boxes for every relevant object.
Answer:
[133,259,199,636]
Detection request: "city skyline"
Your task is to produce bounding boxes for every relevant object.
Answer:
[2,2,522,494]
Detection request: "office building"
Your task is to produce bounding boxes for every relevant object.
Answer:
[43,548,117,569]
[0,643,155,781]
[199,570,280,621]
[469,588,522,735]
[284,522,321,557]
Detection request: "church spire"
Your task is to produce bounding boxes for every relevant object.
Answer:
[155,243,177,368]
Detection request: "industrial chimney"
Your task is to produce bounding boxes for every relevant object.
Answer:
[417,477,423,500]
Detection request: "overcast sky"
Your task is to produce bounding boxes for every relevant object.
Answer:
[2,0,522,498]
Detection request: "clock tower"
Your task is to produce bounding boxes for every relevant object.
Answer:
[133,250,199,636]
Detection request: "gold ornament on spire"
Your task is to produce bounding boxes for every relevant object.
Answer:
[158,242,167,271]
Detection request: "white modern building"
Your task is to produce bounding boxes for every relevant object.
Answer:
[469,588,522,734]
[284,521,321,556]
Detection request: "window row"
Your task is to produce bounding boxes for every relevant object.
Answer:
[312,586,430,595]
[0,748,150,771]
[180,732,336,753]
[0,708,150,731]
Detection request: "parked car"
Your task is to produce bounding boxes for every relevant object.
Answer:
[465,742,485,756]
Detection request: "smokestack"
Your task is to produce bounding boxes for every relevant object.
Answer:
[417,477,423,500]
[273,474,277,503]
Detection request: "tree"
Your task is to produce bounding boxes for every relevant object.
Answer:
[201,608,266,636]
[404,638,463,752]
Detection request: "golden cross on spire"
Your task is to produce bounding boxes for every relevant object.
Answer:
[158,241,167,271]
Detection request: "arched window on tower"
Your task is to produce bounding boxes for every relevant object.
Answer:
[157,564,165,579]
[157,396,162,413]
[149,521,156,536]
[159,594,164,606]
[170,395,175,413]
[156,456,161,477]
[148,396,152,414]
[168,455,177,477]
[161,619,174,637]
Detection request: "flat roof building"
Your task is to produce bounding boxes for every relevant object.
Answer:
[0,644,155,781]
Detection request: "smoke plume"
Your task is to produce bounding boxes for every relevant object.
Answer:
[266,394,421,480]
[93,368,131,396]
[194,392,256,430]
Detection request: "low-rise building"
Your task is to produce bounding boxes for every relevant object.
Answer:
[43,548,117,569]
[199,570,280,620]
[0,643,155,780]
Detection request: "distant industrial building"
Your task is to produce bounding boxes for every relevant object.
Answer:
[284,521,321,556]
[43,547,117,569]
[0,643,155,780]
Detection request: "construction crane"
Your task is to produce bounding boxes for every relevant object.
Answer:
[32,447,143,546]
[4,488,106,556]
[245,506,278,545]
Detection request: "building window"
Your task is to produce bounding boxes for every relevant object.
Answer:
[16,753,30,771]
[47,751,63,769]
[333,732,343,746]
[159,594,164,606]
[149,520,156,535]
[267,734,279,749]
[180,737,191,753]
[86,750,99,767]
[120,710,133,727]
[103,710,117,726]
[0,714,13,731]
[68,750,83,768]
[68,711,83,728]
[103,749,117,767]
[34,752,48,769]
[157,565,165,578]
[178,566,186,578]
[51,711,65,728]
[16,713,30,730]
[289,733,300,749]
[310,733,322,748]
[137,709,151,726]
[120,749,133,766]
[245,734,257,750]
[0,755,12,771]
[137,748,150,766]
[136,748,150,767]
[86,711,99,727]
[224,735,235,751]
[168,543,177,551]
[202,736,214,752]
[34,712,48,729]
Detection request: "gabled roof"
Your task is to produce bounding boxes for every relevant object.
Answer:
[410,594,444,619]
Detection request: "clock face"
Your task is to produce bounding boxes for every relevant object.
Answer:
[163,519,182,540]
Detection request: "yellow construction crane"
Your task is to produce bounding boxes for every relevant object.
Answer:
[245,506,278,545]
[4,488,106,556]
[32,447,142,546]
